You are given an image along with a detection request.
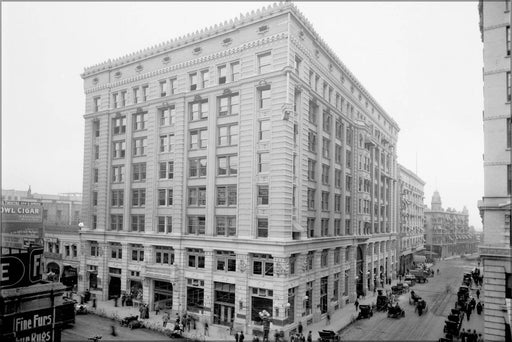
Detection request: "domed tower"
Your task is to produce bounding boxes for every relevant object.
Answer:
[431,190,442,211]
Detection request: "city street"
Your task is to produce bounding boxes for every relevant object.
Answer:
[61,314,172,341]
[338,257,484,340]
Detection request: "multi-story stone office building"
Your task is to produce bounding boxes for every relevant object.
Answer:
[397,164,425,275]
[79,3,400,335]
[478,1,512,340]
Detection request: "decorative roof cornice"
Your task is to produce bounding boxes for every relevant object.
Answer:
[82,2,292,77]
[84,32,288,94]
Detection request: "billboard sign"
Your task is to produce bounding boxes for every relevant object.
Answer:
[1,247,43,289]
[0,306,62,342]
[1,201,44,248]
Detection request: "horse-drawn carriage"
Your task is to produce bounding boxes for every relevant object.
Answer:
[409,291,421,305]
[387,303,405,318]
[443,318,461,337]
[357,305,373,320]
[391,283,408,296]
[318,330,340,342]
[415,299,428,316]
[376,293,389,311]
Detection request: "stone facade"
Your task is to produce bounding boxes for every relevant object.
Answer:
[478,1,512,340]
[397,164,425,275]
[79,3,400,336]
[424,192,477,259]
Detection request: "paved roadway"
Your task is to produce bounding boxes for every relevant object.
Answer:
[61,314,172,341]
[338,258,485,341]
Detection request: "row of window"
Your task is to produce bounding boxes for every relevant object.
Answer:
[92,53,278,113]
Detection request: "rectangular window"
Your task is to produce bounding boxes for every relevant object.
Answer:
[508,164,511,195]
[93,168,99,183]
[259,120,270,141]
[188,186,206,206]
[508,26,511,56]
[160,80,167,97]
[507,118,511,148]
[321,249,329,267]
[322,164,330,185]
[110,215,123,231]
[187,248,205,268]
[132,112,146,131]
[294,55,301,74]
[217,155,237,176]
[92,191,98,206]
[346,150,352,169]
[336,120,343,140]
[321,219,329,237]
[200,69,209,88]
[308,130,317,152]
[507,71,510,102]
[142,85,148,102]
[133,87,140,104]
[215,216,237,237]
[133,137,147,157]
[91,215,97,230]
[94,145,99,160]
[334,219,342,236]
[309,101,318,124]
[321,191,329,211]
[132,163,146,181]
[231,61,240,82]
[93,97,100,112]
[169,78,177,94]
[131,189,146,207]
[258,52,272,74]
[189,157,207,177]
[159,134,175,153]
[188,216,206,235]
[159,161,174,180]
[93,120,100,137]
[131,216,145,232]
[335,194,341,212]
[323,111,332,133]
[120,91,127,107]
[113,141,126,159]
[189,72,198,91]
[322,138,330,159]
[252,253,273,276]
[113,117,126,135]
[307,188,315,210]
[307,218,315,238]
[190,100,208,121]
[335,145,342,164]
[111,189,124,207]
[189,128,208,149]
[160,106,176,126]
[155,246,174,265]
[218,93,240,116]
[90,242,99,256]
[215,250,236,271]
[218,124,239,146]
[131,244,144,261]
[158,188,173,206]
[308,159,316,181]
[259,86,271,109]
[257,218,268,238]
[217,185,237,206]
[112,165,124,183]
[258,153,269,173]
[335,169,342,188]
[258,185,269,205]
[112,93,118,108]
[218,65,227,84]
[157,216,172,234]
[345,196,351,214]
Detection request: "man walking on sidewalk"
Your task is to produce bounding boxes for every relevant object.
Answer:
[355,299,359,311]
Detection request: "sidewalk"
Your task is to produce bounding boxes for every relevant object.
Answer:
[76,281,401,342]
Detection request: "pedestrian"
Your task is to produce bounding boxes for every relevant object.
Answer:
[476,301,483,314]
[110,325,117,337]
[355,299,359,311]
[155,302,160,315]
[466,306,472,321]
[113,295,118,307]
[240,331,245,342]
[121,293,126,307]
[163,312,169,328]
[471,330,478,342]
[477,334,483,342]
[437,269,439,275]
[298,322,303,335]
[235,331,239,342]
[175,313,180,326]
[307,331,312,342]
[186,316,191,331]
[460,329,467,342]
[326,313,330,326]
[92,296,97,309]
[476,289,480,299]
[204,322,209,336]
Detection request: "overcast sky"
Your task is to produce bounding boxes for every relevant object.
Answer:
[2,2,484,229]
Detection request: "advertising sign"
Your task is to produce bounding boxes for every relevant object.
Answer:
[1,201,44,248]
[1,247,43,289]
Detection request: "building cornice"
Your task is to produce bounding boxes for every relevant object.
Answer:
[84,32,288,94]
[483,114,511,121]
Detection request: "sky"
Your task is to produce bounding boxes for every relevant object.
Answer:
[1,2,484,229]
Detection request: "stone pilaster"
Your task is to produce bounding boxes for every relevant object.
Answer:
[234,253,249,333]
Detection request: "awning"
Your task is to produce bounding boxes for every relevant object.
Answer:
[413,255,426,263]
[292,222,305,232]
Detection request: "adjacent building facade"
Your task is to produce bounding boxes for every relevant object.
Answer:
[424,191,477,259]
[478,1,512,340]
[397,164,425,275]
[79,3,400,335]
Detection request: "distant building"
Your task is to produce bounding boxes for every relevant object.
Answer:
[2,188,82,287]
[478,1,512,340]
[78,2,401,334]
[397,164,425,274]
[424,191,477,259]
